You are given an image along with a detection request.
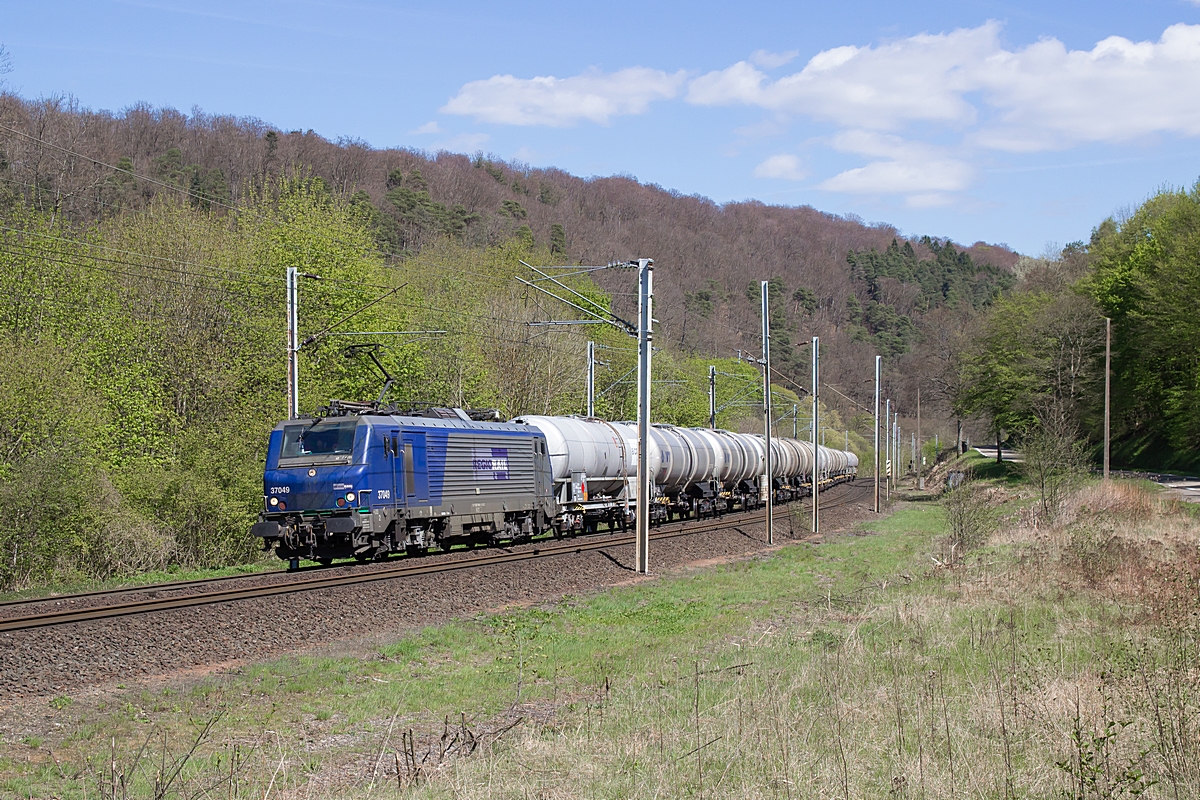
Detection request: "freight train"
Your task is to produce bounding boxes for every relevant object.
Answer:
[250,407,858,565]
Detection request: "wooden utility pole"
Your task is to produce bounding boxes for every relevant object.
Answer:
[1104,317,1111,481]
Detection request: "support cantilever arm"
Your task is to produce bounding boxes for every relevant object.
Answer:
[299,285,404,348]
[516,277,635,335]
[519,260,637,333]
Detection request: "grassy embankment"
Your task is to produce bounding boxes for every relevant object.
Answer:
[4,460,1200,798]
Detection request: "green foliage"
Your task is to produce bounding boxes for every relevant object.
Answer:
[500,199,527,220]
[792,286,817,315]
[473,156,506,183]
[151,148,230,210]
[513,224,534,248]
[1084,183,1200,463]
[953,291,1102,438]
[1056,717,1155,799]
[846,237,1014,356]
[537,182,559,206]
[549,223,566,255]
[0,184,621,589]
[685,281,725,322]
[380,176,479,251]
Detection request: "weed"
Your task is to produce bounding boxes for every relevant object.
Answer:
[941,481,994,560]
[810,628,842,652]
[1056,715,1156,799]
[1067,522,1126,587]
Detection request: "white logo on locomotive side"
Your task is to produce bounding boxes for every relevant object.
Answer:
[472,447,510,480]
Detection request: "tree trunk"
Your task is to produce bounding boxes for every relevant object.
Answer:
[996,429,1002,464]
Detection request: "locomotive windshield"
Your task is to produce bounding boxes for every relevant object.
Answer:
[278,419,359,467]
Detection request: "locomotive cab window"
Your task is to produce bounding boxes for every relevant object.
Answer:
[278,419,359,467]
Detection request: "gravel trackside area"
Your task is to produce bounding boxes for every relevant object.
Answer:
[0,483,875,701]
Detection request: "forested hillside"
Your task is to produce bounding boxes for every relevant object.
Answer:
[0,95,1016,395]
[950,181,1200,472]
[0,93,1017,589]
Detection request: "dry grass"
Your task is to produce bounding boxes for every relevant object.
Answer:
[389,482,1200,799]
[9,482,1200,799]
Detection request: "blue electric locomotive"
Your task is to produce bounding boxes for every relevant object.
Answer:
[252,404,860,565]
[251,409,556,564]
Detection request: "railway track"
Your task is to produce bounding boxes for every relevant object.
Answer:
[0,481,871,634]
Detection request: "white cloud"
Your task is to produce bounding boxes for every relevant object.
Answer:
[690,22,1200,149]
[688,25,992,130]
[442,67,686,127]
[749,49,799,69]
[974,24,1200,148]
[818,130,974,196]
[411,121,440,134]
[753,154,809,180]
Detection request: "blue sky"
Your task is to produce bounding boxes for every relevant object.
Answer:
[5,1,1200,254]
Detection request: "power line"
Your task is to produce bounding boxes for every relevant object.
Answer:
[0,223,278,286]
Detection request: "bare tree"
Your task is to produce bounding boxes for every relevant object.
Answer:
[1021,404,1088,522]
[942,474,993,560]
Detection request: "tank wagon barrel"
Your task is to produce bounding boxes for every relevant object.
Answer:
[251,410,858,564]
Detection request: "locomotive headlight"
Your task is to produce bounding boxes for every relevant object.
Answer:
[346,492,355,502]
[269,496,279,507]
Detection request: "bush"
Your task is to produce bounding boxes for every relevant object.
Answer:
[1021,411,1089,522]
[941,480,993,561]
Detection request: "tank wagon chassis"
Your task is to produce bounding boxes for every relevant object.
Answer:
[251,407,857,566]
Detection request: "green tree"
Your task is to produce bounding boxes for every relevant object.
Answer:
[792,286,817,315]
[1085,182,1200,463]
[953,293,1053,458]
[549,223,566,255]
[501,200,527,220]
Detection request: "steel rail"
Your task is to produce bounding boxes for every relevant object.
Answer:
[0,506,759,612]
[0,519,735,632]
[0,565,322,610]
[0,481,865,632]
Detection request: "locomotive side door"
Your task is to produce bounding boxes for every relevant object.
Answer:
[388,428,401,507]
[401,431,429,505]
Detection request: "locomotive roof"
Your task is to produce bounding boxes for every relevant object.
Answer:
[274,413,538,434]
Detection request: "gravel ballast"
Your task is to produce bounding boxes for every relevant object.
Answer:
[0,483,876,700]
